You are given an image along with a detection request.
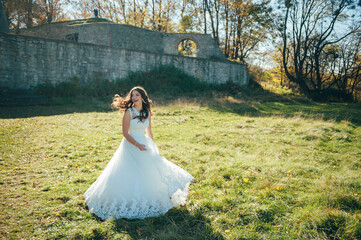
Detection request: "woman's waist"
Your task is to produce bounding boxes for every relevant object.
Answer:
[129,130,146,135]
[129,132,146,141]
[123,135,156,152]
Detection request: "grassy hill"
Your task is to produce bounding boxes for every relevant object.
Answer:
[1,79,361,239]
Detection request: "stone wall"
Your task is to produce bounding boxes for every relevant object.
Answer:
[0,32,249,89]
[109,24,164,54]
[14,20,114,47]
[162,33,226,61]
[15,20,227,61]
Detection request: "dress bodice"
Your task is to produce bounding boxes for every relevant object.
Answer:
[129,107,149,134]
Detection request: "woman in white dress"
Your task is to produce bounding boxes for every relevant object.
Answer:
[84,86,194,220]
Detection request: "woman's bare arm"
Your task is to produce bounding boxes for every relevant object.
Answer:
[146,114,153,140]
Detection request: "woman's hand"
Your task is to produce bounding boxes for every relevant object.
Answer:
[136,143,147,151]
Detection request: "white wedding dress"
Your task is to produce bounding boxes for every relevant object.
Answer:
[84,107,194,220]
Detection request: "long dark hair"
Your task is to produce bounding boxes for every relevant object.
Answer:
[112,86,152,122]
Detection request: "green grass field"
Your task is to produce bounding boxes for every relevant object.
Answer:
[1,89,361,239]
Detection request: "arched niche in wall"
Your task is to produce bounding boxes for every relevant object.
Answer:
[176,37,199,57]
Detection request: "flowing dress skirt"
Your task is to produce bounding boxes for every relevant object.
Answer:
[84,133,194,220]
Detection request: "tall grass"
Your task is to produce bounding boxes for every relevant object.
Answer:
[2,77,361,239]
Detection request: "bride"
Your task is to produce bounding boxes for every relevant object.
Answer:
[84,86,194,220]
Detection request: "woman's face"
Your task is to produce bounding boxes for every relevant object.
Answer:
[131,90,143,106]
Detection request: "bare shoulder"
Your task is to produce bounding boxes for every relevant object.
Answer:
[123,109,131,118]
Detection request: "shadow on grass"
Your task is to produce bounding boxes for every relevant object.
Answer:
[207,90,361,126]
[91,207,225,240]
[0,96,113,119]
[0,84,285,119]
[1,89,360,126]
[118,208,224,240]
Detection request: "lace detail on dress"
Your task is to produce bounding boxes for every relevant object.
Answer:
[84,182,174,220]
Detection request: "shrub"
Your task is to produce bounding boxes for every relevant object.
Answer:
[311,89,354,102]
[34,65,253,98]
[35,77,80,97]
[114,65,211,95]
[34,81,55,97]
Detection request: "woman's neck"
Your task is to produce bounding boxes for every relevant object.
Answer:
[133,105,142,112]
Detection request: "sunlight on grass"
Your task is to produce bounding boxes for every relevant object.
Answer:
[1,97,361,239]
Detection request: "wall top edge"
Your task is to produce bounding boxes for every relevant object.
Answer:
[0,32,247,66]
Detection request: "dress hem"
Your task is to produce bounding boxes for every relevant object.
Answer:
[84,177,193,220]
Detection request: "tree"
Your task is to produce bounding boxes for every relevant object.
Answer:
[204,0,220,45]
[148,0,176,32]
[38,0,67,24]
[328,32,361,100]
[179,0,197,33]
[195,0,272,63]
[228,0,272,63]
[3,0,39,30]
[3,0,68,30]
[70,0,177,32]
[275,0,361,100]
[270,47,287,86]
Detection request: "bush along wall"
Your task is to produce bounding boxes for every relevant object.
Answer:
[35,65,252,98]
